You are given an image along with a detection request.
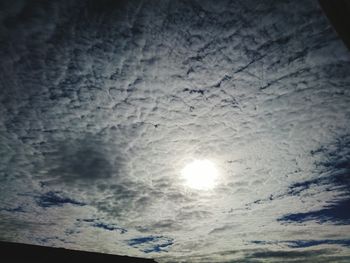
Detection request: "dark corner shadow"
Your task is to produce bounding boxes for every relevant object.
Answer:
[0,241,156,263]
[318,0,350,50]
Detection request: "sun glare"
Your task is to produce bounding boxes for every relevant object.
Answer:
[181,159,219,190]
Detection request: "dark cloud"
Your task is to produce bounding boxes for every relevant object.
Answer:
[249,250,327,259]
[40,135,121,186]
[36,191,85,208]
[0,206,24,213]
[34,236,73,246]
[243,249,350,263]
[0,0,350,261]
[85,0,129,15]
[92,181,151,219]
[0,215,52,244]
[139,219,183,233]
[157,248,342,263]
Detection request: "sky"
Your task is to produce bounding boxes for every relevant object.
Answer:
[0,0,350,262]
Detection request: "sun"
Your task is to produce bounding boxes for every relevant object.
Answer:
[181,159,219,190]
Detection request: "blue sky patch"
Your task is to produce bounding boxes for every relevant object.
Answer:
[92,222,127,233]
[36,191,85,208]
[252,239,350,248]
[278,197,350,224]
[76,218,127,234]
[280,136,350,225]
[127,235,173,253]
[287,239,350,248]
[0,206,25,213]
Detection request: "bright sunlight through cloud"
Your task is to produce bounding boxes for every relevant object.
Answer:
[181,160,219,190]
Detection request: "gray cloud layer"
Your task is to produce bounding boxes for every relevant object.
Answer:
[0,0,350,262]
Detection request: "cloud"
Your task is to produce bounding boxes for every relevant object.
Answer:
[0,0,350,262]
[244,249,346,263]
[41,135,118,185]
[252,239,350,249]
[155,248,343,263]
[249,249,329,259]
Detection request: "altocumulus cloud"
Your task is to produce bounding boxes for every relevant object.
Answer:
[0,0,350,262]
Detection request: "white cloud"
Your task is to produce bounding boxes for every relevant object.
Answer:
[0,0,350,262]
